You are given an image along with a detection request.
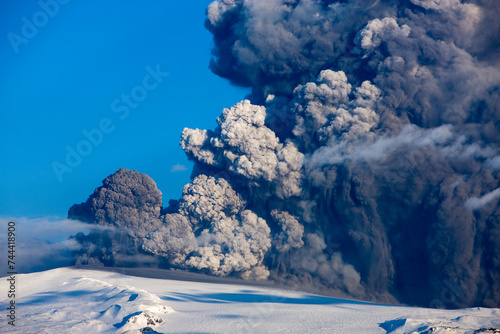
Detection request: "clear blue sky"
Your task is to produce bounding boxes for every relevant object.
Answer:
[0,1,250,218]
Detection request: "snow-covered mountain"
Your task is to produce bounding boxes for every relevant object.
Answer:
[1,267,498,333]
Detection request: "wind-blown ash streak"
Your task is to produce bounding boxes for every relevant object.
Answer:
[69,0,500,308]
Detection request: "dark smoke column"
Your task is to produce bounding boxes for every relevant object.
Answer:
[201,0,500,308]
[68,168,163,266]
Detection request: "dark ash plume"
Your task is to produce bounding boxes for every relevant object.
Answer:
[68,168,163,266]
[199,0,500,308]
[69,0,500,308]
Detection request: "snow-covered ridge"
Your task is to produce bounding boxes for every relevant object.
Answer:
[1,268,172,333]
[0,268,498,333]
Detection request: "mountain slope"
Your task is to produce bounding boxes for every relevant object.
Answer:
[1,268,498,333]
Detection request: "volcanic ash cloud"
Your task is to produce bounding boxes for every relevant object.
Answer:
[70,0,500,308]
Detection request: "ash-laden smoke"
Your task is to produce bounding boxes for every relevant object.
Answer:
[144,174,272,279]
[199,0,500,308]
[70,0,500,308]
[68,168,163,266]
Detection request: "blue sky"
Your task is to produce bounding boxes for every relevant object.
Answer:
[0,0,250,218]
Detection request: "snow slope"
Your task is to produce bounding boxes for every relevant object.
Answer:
[0,267,499,333]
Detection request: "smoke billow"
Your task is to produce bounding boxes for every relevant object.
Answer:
[145,174,272,279]
[69,0,500,308]
[68,168,163,266]
[0,217,95,273]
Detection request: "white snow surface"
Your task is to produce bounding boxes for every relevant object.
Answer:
[1,267,499,333]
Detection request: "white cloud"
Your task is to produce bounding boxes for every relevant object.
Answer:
[465,188,500,210]
[170,164,188,172]
[0,216,96,273]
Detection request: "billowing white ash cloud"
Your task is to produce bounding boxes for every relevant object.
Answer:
[180,100,303,199]
[70,0,500,308]
[144,175,272,279]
